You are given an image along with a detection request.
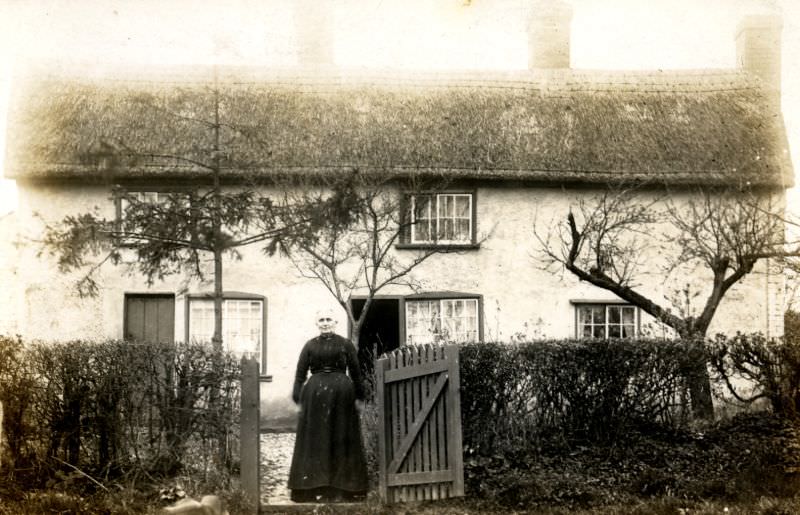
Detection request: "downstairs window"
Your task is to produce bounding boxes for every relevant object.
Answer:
[188,296,266,372]
[405,297,479,345]
[575,303,638,339]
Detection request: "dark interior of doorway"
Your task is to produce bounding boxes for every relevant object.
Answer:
[351,298,400,387]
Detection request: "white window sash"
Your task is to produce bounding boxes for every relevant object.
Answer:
[410,195,434,244]
[577,304,638,339]
[188,298,264,363]
[405,299,440,345]
[405,298,479,345]
[410,193,473,245]
[120,191,171,212]
[436,194,472,244]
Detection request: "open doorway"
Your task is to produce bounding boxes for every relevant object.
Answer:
[350,298,401,385]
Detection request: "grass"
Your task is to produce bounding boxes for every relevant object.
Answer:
[3,494,799,515]
[2,475,799,514]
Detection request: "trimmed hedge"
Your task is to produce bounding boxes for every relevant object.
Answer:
[459,339,706,453]
[0,336,241,487]
[456,337,800,507]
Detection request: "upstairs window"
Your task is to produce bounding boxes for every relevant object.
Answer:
[576,303,638,339]
[125,191,171,206]
[410,193,474,245]
[117,190,174,218]
[116,189,179,223]
[114,189,192,242]
[405,297,479,345]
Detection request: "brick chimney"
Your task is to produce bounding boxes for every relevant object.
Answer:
[294,0,334,67]
[736,14,782,107]
[527,0,573,69]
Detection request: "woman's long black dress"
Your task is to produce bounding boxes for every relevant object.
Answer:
[288,333,368,502]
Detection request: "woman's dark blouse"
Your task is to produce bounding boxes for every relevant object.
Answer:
[292,333,365,403]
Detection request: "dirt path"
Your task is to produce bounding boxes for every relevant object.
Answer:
[260,432,295,504]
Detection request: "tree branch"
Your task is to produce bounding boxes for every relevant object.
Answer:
[564,211,688,334]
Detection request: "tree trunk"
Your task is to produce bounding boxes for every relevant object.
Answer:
[682,329,715,420]
[212,247,223,351]
[350,320,361,350]
[209,80,230,469]
[65,393,81,466]
[210,246,229,468]
[689,365,715,419]
[211,74,224,352]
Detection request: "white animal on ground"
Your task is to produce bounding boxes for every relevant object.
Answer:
[162,495,228,515]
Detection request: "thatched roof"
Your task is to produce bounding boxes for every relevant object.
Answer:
[4,67,793,187]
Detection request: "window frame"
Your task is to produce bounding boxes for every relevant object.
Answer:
[185,293,268,375]
[113,186,194,245]
[399,191,479,249]
[572,300,640,339]
[114,186,190,220]
[403,293,483,345]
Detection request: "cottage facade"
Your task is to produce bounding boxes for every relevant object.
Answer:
[1,12,793,412]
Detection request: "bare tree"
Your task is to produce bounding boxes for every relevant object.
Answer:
[274,174,470,352]
[535,184,791,417]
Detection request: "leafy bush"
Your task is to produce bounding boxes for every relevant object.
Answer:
[0,335,39,474]
[360,400,381,490]
[457,337,800,508]
[0,335,241,490]
[460,339,703,454]
[709,332,800,418]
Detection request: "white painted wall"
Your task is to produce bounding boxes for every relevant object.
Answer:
[6,180,781,411]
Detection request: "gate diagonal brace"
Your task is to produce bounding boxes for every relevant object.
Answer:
[387,372,448,474]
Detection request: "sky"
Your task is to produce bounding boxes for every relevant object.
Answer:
[0,0,798,215]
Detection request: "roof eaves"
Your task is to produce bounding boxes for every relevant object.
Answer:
[6,163,785,188]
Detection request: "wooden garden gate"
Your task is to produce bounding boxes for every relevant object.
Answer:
[375,344,464,503]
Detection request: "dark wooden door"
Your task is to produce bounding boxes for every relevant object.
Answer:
[124,294,175,343]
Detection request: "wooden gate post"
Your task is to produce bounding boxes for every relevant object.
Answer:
[444,345,464,497]
[376,358,390,502]
[240,356,260,513]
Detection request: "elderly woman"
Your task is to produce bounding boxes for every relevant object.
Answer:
[287,308,368,503]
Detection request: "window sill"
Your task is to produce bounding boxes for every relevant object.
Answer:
[395,243,481,251]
